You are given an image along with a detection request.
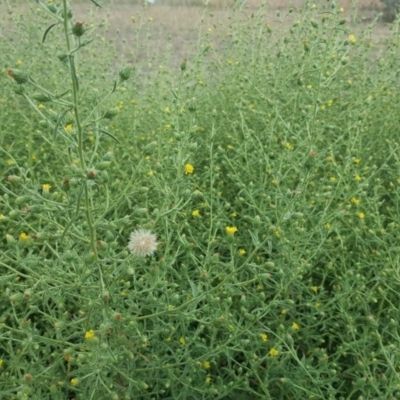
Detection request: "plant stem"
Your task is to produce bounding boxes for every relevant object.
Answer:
[62,0,97,258]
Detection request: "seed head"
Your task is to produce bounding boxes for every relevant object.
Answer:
[128,229,158,257]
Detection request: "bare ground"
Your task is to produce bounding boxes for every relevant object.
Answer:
[0,0,392,70]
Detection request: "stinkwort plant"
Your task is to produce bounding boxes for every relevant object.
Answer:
[1,0,400,399]
[6,0,133,259]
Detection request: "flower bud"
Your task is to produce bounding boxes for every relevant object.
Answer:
[8,175,22,184]
[72,22,85,37]
[7,68,29,84]
[6,234,16,244]
[119,66,133,81]
[15,196,28,205]
[47,4,58,13]
[98,161,111,170]
[103,108,119,119]
[102,151,113,160]
[32,93,52,102]
[180,58,187,71]
[8,293,24,303]
[38,120,49,128]
[87,168,97,179]
[58,53,68,63]
[9,210,21,219]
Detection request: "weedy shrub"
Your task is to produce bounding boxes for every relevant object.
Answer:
[1,0,400,399]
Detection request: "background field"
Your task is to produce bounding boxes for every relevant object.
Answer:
[1,0,400,399]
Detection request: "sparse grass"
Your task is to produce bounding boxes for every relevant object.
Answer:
[1,0,400,399]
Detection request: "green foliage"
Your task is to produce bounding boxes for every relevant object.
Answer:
[1,0,400,399]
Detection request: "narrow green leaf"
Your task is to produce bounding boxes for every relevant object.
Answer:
[42,23,58,43]
[96,128,120,143]
[89,0,102,7]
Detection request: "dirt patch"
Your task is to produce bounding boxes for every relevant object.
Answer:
[0,0,391,70]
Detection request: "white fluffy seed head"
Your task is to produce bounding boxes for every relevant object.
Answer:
[128,229,158,257]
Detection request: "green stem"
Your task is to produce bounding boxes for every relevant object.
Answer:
[62,0,97,258]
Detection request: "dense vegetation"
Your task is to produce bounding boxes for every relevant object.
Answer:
[1,0,400,398]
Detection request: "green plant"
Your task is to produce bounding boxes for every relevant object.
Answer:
[1,0,400,398]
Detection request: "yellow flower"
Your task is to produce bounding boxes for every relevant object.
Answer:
[285,142,292,150]
[354,158,361,164]
[16,59,23,66]
[192,210,201,218]
[358,212,365,219]
[355,175,362,182]
[38,103,45,109]
[0,214,4,221]
[351,197,360,205]
[165,337,172,343]
[315,302,321,307]
[348,34,356,43]
[203,361,210,369]
[7,159,14,165]
[292,322,300,330]
[238,249,246,256]
[179,337,186,345]
[0,359,3,367]
[269,348,279,357]
[185,164,194,175]
[225,226,238,236]
[205,376,211,384]
[329,176,336,182]
[163,107,170,113]
[42,183,51,193]
[85,330,95,340]
[312,286,318,293]
[261,333,268,342]
[231,212,237,217]
[339,7,344,12]
[70,378,78,386]
[65,124,73,132]
[271,179,277,185]
[19,232,28,241]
